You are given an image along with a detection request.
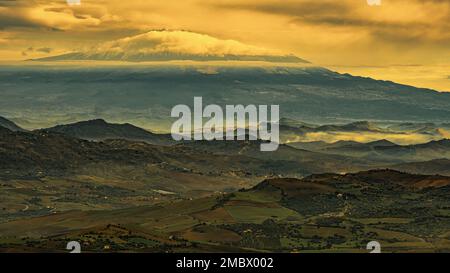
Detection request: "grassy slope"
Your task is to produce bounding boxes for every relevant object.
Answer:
[1,170,449,253]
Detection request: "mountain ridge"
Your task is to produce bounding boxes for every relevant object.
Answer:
[0,116,26,132]
[41,119,173,146]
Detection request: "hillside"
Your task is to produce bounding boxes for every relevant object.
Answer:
[0,170,448,253]
[389,159,450,176]
[1,65,450,131]
[2,125,384,216]
[42,119,173,146]
[179,139,379,174]
[0,116,25,132]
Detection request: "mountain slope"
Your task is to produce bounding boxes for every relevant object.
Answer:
[0,116,26,132]
[1,66,450,130]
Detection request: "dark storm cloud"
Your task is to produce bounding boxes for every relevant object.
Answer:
[214,0,450,44]
[0,0,37,7]
[0,13,43,29]
[21,46,53,56]
[214,0,351,19]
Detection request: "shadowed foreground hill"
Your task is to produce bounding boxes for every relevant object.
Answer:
[0,126,163,176]
[0,126,310,199]
[0,170,448,253]
[0,125,384,180]
[1,125,383,217]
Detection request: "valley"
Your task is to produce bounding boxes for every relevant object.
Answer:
[0,116,449,252]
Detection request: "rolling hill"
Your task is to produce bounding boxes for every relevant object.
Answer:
[178,139,379,174]
[0,126,298,227]
[42,119,173,146]
[0,170,448,253]
[389,159,450,176]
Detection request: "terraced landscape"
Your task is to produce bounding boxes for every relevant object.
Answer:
[1,169,449,253]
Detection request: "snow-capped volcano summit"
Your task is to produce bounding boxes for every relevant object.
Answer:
[34,30,308,63]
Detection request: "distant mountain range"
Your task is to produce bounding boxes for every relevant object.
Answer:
[287,139,397,151]
[277,120,382,134]
[0,122,376,180]
[288,138,450,163]
[278,118,450,135]
[278,118,449,144]
[2,116,449,175]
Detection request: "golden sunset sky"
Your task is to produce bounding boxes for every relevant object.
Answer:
[0,0,449,91]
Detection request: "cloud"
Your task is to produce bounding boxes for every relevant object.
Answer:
[99,30,278,56]
[36,30,307,63]
[36,47,52,53]
[0,0,123,31]
[22,46,53,56]
[0,9,43,29]
[0,0,449,91]
[215,0,450,44]
[215,0,351,18]
[0,0,36,7]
